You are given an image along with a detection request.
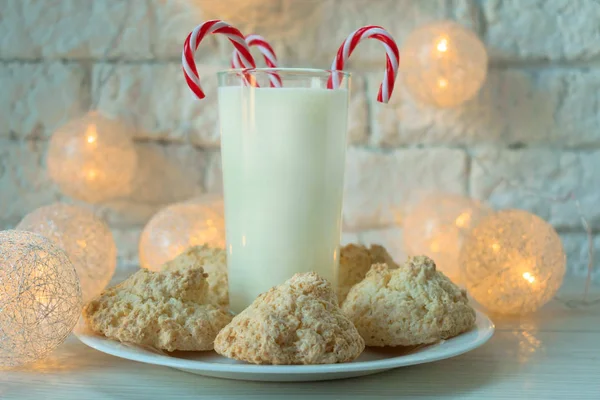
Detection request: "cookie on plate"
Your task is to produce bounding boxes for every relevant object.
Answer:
[342,256,476,347]
[214,272,365,365]
[162,245,228,308]
[83,264,232,352]
[337,243,398,303]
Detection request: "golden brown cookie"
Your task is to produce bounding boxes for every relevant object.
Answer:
[368,244,399,267]
[162,245,228,308]
[214,272,365,365]
[342,256,476,347]
[337,243,398,303]
[83,265,232,352]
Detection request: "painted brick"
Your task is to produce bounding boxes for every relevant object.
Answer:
[560,232,600,283]
[196,0,449,68]
[93,142,207,228]
[93,63,221,147]
[343,147,468,230]
[469,148,600,230]
[0,0,152,60]
[481,0,600,61]
[370,69,600,148]
[0,139,62,228]
[0,63,88,139]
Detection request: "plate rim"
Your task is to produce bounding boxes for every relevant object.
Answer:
[75,310,494,374]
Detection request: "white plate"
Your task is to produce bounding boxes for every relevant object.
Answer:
[74,311,494,382]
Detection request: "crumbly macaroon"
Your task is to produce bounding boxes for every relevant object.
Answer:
[83,265,232,352]
[368,244,399,267]
[342,256,476,347]
[214,272,365,365]
[337,243,399,303]
[162,245,228,308]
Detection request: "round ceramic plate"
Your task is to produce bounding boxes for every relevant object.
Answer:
[74,311,494,382]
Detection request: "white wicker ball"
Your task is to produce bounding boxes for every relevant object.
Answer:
[401,20,488,107]
[0,230,82,368]
[460,209,566,315]
[47,111,137,204]
[404,193,492,284]
[17,203,116,303]
[139,197,225,271]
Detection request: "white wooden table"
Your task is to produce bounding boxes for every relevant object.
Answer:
[1,280,599,400]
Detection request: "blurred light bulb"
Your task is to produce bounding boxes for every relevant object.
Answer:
[48,111,137,204]
[0,230,81,368]
[17,203,117,303]
[404,193,492,284]
[139,196,226,271]
[86,125,97,144]
[401,20,488,107]
[460,209,566,315]
[522,272,535,284]
[436,38,448,52]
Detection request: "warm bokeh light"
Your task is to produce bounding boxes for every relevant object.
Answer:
[86,125,97,144]
[139,196,226,271]
[0,231,81,368]
[401,20,488,107]
[17,203,117,303]
[460,209,566,315]
[513,328,543,363]
[523,272,536,284]
[47,111,137,204]
[436,37,448,52]
[86,169,98,181]
[403,193,492,284]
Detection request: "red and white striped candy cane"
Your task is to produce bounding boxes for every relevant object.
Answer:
[231,34,282,88]
[182,20,256,99]
[328,26,400,103]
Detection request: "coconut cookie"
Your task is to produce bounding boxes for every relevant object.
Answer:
[162,245,228,308]
[83,265,232,352]
[337,243,398,303]
[342,256,476,347]
[214,272,365,365]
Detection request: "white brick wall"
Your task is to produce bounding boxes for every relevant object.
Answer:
[482,0,600,61]
[0,0,598,282]
[0,63,88,139]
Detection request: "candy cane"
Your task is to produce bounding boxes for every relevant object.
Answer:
[182,20,256,99]
[328,26,400,103]
[231,34,282,88]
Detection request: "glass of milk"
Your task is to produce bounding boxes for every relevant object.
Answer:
[217,68,350,313]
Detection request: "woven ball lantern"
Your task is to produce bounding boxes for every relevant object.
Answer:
[0,230,82,368]
[460,209,566,315]
[401,20,488,107]
[17,203,117,303]
[139,197,225,271]
[404,193,492,284]
[47,111,137,204]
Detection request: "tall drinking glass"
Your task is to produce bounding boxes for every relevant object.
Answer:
[217,68,351,313]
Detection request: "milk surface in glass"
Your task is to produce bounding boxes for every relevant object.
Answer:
[218,70,349,313]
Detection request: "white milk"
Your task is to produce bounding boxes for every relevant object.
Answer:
[218,86,349,313]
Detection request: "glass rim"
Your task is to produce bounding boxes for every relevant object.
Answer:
[217,67,351,79]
